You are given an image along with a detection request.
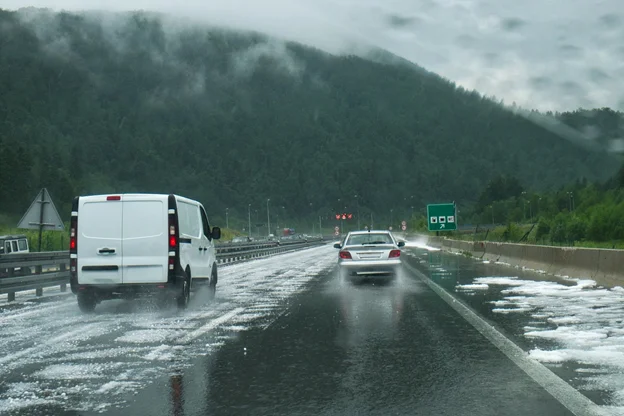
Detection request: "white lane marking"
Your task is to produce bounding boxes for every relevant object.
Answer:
[176,307,246,345]
[404,262,608,416]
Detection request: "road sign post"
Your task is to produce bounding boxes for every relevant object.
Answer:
[427,203,457,232]
[17,188,65,251]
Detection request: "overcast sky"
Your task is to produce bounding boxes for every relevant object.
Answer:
[2,0,623,112]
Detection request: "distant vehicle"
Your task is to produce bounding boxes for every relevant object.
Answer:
[232,236,251,243]
[0,235,29,255]
[70,194,221,313]
[0,234,30,277]
[333,230,405,282]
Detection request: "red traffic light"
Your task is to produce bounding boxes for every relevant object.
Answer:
[347,213,353,219]
[335,214,341,220]
[342,214,346,220]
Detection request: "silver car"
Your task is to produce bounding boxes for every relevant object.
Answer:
[334,230,405,281]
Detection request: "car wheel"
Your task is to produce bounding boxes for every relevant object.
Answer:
[77,292,96,313]
[177,270,190,309]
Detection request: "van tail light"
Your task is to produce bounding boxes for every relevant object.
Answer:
[339,251,352,259]
[389,249,401,258]
[70,217,78,253]
[168,217,177,249]
[169,256,175,271]
[167,195,180,283]
[70,197,79,294]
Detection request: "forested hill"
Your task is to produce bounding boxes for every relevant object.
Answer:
[0,8,620,223]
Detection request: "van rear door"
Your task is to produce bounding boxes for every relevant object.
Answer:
[121,196,168,284]
[77,196,123,285]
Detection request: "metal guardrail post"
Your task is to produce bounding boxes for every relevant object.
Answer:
[35,264,43,297]
[60,262,67,292]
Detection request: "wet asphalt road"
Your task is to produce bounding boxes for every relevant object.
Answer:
[92,249,575,416]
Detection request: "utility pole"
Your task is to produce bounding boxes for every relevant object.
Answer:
[267,198,271,237]
[226,208,229,229]
[248,204,251,239]
[355,194,360,230]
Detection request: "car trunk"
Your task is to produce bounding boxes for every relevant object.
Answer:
[349,244,394,260]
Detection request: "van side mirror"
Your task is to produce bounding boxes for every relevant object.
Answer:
[212,227,221,240]
[398,241,405,247]
[333,243,341,249]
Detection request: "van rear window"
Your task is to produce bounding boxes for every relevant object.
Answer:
[81,201,123,239]
[18,239,27,251]
[123,201,164,239]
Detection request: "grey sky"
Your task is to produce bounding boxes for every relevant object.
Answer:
[2,0,623,112]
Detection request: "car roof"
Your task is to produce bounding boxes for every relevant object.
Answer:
[347,230,392,235]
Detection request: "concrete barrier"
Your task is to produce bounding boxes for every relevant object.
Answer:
[426,236,624,288]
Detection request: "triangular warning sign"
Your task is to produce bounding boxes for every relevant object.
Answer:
[17,188,65,231]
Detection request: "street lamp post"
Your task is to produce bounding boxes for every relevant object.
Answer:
[226,208,229,229]
[355,195,360,230]
[267,198,271,237]
[248,204,251,239]
[390,209,393,230]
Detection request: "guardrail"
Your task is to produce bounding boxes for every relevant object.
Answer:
[0,239,327,302]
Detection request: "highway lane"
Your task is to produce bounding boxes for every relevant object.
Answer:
[96,246,580,416]
[4,242,621,415]
[0,245,337,415]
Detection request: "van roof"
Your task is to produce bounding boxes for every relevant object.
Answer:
[78,193,200,205]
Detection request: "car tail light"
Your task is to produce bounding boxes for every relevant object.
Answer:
[339,251,352,259]
[389,249,401,258]
[106,195,121,201]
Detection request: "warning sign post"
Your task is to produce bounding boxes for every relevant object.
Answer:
[17,188,65,251]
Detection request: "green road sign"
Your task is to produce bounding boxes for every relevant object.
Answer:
[427,203,457,231]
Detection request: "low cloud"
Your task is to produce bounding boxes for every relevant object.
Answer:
[2,0,623,111]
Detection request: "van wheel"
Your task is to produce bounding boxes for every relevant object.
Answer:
[177,270,191,309]
[208,267,217,300]
[77,292,96,313]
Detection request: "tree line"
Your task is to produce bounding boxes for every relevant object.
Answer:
[0,8,620,230]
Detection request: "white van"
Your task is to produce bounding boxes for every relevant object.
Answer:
[69,194,221,312]
[0,235,29,255]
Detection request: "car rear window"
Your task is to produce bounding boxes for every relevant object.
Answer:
[346,233,394,245]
